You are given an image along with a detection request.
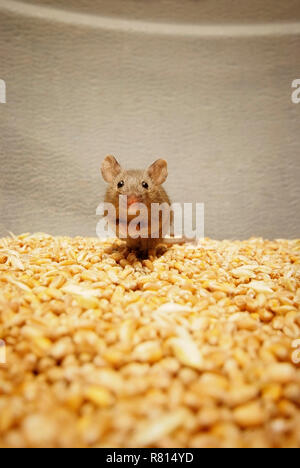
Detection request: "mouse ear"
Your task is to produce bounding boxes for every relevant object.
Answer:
[101,155,122,183]
[147,159,168,185]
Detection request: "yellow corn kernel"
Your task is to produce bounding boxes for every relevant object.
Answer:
[84,386,114,407]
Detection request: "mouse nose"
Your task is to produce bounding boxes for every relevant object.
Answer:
[127,195,141,207]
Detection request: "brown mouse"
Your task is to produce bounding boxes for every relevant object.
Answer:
[101,155,171,255]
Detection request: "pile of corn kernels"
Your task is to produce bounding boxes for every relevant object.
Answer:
[0,233,299,448]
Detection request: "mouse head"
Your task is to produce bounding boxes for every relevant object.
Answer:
[101,155,168,208]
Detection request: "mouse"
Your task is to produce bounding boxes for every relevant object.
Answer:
[101,155,176,256]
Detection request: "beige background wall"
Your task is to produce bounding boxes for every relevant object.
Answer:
[0,0,300,240]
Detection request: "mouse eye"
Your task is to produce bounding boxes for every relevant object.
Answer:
[117,180,124,189]
[142,181,149,190]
